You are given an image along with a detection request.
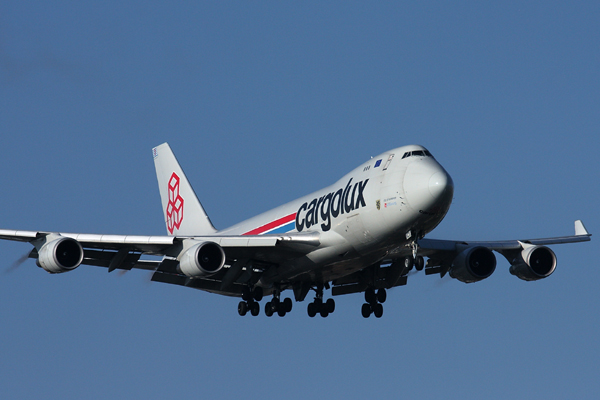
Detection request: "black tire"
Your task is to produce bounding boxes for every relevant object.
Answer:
[365,288,376,304]
[373,303,383,318]
[361,303,371,318]
[250,301,260,316]
[265,302,273,317]
[326,298,335,313]
[238,301,248,316]
[320,308,329,318]
[415,256,425,271]
[377,288,387,304]
[405,256,414,271]
[283,298,293,313]
[277,308,287,317]
[307,302,317,317]
[242,287,252,301]
[253,286,263,302]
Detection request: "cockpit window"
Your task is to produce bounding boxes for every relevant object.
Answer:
[402,150,434,159]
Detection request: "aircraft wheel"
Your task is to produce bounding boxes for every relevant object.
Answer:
[307,302,317,318]
[373,303,383,318]
[365,288,376,304]
[326,298,335,313]
[361,303,371,318]
[283,298,293,313]
[405,256,414,271]
[250,301,260,316]
[238,301,248,316]
[277,308,287,317]
[377,288,387,304]
[265,302,274,317]
[415,256,425,271]
[320,308,329,318]
[253,286,263,302]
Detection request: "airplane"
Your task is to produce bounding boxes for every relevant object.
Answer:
[0,143,591,318]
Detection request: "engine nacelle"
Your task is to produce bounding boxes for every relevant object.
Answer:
[509,245,556,281]
[37,237,84,274]
[450,246,497,283]
[179,241,226,277]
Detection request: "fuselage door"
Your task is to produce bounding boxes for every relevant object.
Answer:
[382,154,395,171]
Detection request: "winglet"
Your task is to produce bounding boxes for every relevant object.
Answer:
[153,143,217,236]
[575,220,589,236]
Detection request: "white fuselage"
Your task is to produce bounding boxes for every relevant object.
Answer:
[220,145,454,285]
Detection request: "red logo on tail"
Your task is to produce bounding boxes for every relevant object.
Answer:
[166,172,184,234]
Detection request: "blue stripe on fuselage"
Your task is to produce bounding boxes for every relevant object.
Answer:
[265,221,296,234]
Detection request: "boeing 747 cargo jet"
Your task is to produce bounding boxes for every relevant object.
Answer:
[0,144,591,318]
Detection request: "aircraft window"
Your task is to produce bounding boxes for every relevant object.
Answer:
[402,150,434,159]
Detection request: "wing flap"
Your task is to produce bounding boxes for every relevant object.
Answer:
[151,270,244,297]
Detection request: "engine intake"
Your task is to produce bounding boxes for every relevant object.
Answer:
[37,237,84,273]
[510,245,556,281]
[179,241,226,277]
[450,246,497,283]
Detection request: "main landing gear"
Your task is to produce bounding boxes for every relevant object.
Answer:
[307,284,335,318]
[361,287,386,318]
[265,292,293,317]
[237,285,294,317]
[238,286,263,317]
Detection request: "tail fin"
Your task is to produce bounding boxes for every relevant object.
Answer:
[152,143,217,236]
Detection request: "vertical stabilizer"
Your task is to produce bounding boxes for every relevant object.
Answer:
[152,143,217,236]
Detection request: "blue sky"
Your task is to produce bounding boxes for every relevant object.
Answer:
[1,2,598,399]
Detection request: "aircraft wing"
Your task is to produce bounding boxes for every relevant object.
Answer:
[415,219,591,279]
[416,219,590,254]
[0,229,320,296]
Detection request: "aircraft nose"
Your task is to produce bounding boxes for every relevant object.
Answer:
[429,170,451,199]
[403,160,453,211]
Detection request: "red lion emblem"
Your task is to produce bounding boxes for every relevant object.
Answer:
[166,172,184,234]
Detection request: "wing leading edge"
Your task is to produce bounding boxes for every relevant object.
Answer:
[417,219,591,254]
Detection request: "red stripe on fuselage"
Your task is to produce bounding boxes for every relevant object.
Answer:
[242,213,296,235]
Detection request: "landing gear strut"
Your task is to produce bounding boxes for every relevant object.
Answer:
[409,241,425,271]
[265,286,293,317]
[238,285,264,317]
[361,287,386,318]
[307,284,335,318]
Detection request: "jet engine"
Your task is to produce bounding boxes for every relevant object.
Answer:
[37,237,84,274]
[178,241,226,277]
[509,245,556,281]
[450,246,497,283]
